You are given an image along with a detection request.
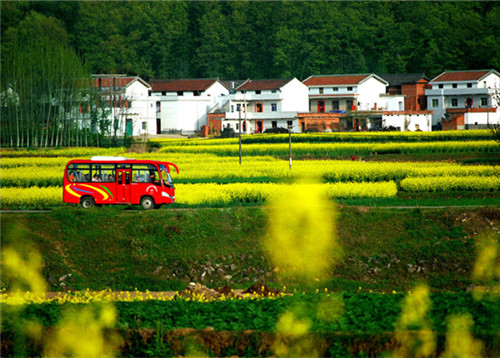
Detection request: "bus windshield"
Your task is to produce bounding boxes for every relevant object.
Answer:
[159,164,173,186]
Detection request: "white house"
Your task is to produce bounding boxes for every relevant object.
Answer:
[150,79,229,135]
[92,75,159,137]
[220,78,309,133]
[303,74,388,113]
[300,74,433,131]
[425,69,500,129]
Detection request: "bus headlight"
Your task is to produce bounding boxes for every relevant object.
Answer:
[162,192,174,199]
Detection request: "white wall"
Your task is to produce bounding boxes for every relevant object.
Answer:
[381,95,405,111]
[281,78,309,112]
[160,97,213,134]
[465,111,500,127]
[125,81,157,137]
[382,113,432,131]
[357,77,387,110]
[156,81,229,134]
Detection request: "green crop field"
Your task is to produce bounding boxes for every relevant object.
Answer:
[1,131,499,357]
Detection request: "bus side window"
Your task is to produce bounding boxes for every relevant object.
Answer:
[125,172,130,184]
[100,165,116,183]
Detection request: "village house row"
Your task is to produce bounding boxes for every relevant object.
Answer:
[90,69,500,137]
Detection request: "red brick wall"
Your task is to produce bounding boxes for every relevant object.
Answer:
[442,114,464,130]
[297,113,342,132]
[207,113,224,135]
[401,79,430,111]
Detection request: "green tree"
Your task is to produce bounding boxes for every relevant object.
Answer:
[1,11,89,147]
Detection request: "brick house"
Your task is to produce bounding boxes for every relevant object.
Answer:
[378,73,431,111]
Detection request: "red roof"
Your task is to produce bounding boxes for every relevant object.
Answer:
[303,75,370,86]
[150,79,219,92]
[237,79,292,91]
[431,70,491,82]
[93,76,137,88]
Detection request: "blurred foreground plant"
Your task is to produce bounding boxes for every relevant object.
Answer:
[263,180,341,283]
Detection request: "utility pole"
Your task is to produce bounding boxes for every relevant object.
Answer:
[239,105,242,165]
[288,123,293,170]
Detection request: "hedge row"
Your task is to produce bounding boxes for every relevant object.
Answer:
[150,130,495,146]
[2,292,498,357]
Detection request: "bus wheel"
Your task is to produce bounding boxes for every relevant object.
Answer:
[80,196,95,209]
[140,196,154,210]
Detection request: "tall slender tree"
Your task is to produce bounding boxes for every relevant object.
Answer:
[1,11,89,147]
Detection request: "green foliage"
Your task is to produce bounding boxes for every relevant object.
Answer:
[2,2,499,80]
[1,207,497,293]
[2,292,498,356]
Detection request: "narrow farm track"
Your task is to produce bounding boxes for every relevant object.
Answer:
[1,203,499,214]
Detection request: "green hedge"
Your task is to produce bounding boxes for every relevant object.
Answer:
[2,292,498,357]
[3,292,498,333]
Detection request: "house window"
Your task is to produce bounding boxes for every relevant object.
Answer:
[255,103,263,112]
[439,84,443,89]
[177,91,183,96]
[451,98,458,107]
[271,90,277,93]
[467,83,473,88]
[333,87,338,92]
[332,100,339,110]
[347,87,353,91]
[271,103,277,112]
[287,120,293,129]
[255,90,261,95]
[236,103,241,112]
[272,121,278,128]
[194,90,201,96]
[231,105,234,113]
[317,100,325,113]
[452,83,457,88]
[142,121,147,130]
[346,100,353,110]
[319,87,324,94]
[162,91,166,95]
[432,99,439,107]
[481,97,488,106]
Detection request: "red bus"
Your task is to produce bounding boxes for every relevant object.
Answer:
[63,156,179,210]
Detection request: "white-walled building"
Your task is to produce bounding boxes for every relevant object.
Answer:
[381,111,433,131]
[220,78,309,133]
[92,75,159,137]
[299,73,431,131]
[150,79,229,135]
[303,74,388,113]
[425,69,500,129]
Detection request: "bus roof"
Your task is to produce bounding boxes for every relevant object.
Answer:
[66,157,179,174]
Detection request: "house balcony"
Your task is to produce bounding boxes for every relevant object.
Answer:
[232,92,283,101]
[425,88,490,96]
[224,111,297,121]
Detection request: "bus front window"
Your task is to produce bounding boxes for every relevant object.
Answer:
[160,165,173,188]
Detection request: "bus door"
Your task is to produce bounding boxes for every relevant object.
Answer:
[117,169,131,203]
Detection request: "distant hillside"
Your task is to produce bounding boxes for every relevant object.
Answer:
[2,2,499,80]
